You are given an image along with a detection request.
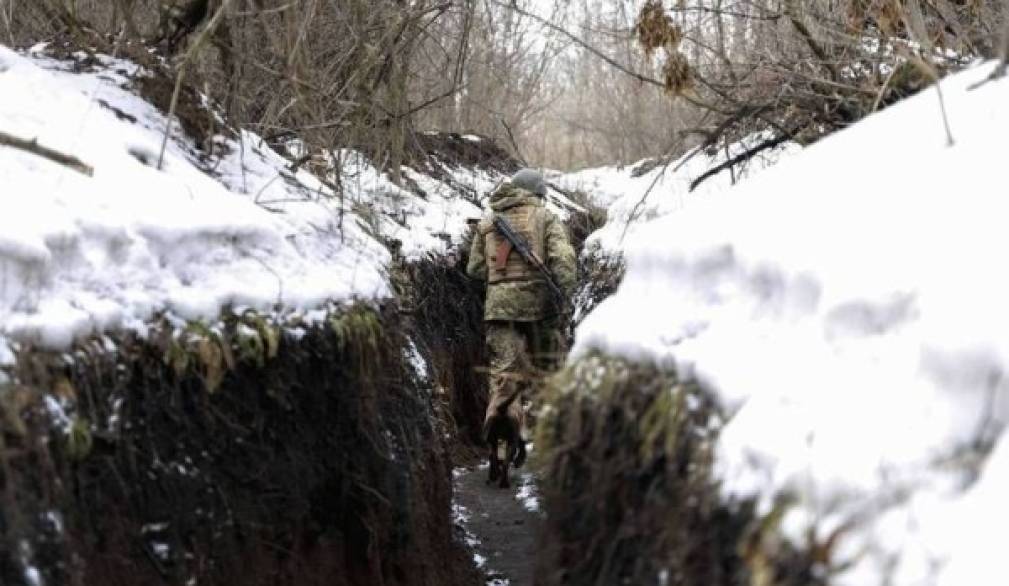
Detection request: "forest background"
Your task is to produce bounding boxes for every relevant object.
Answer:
[3,0,1006,173]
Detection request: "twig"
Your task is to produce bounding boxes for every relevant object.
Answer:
[784,0,839,82]
[490,0,717,113]
[0,1,13,45]
[933,80,955,147]
[905,55,955,146]
[157,0,235,170]
[871,64,900,112]
[967,63,1008,90]
[689,128,799,192]
[618,140,709,246]
[499,117,528,166]
[0,130,94,176]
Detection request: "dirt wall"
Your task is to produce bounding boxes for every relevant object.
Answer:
[0,306,478,586]
[533,353,819,586]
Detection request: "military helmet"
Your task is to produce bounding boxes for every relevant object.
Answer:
[510,168,547,197]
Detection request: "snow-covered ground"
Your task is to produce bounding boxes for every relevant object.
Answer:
[572,60,1009,585]
[0,44,389,351]
[0,44,542,355]
[333,140,580,261]
[552,133,796,255]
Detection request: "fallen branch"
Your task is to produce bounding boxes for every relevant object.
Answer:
[0,130,94,176]
[688,127,800,192]
[967,14,1009,91]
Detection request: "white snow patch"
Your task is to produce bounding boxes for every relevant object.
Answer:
[452,500,481,549]
[552,134,797,255]
[43,395,72,433]
[151,542,171,561]
[332,151,580,261]
[24,566,42,586]
[43,511,64,535]
[141,522,170,534]
[0,338,13,366]
[573,60,1009,585]
[406,339,429,381]
[514,473,541,514]
[0,45,388,350]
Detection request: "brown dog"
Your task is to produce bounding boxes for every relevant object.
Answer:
[485,388,527,489]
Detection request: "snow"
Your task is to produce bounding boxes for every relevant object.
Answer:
[552,134,797,255]
[150,541,171,561]
[43,395,72,434]
[0,45,389,350]
[335,151,577,260]
[24,566,42,586]
[327,149,488,260]
[406,339,430,382]
[514,472,541,514]
[0,338,13,366]
[573,60,1009,585]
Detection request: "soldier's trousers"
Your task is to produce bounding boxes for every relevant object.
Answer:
[483,318,565,439]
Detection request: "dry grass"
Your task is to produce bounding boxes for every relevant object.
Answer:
[534,353,821,586]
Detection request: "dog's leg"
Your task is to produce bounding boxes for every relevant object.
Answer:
[500,441,515,489]
[513,437,527,469]
[487,437,500,485]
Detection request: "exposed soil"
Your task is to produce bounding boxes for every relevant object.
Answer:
[0,307,480,586]
[455,466,542,586]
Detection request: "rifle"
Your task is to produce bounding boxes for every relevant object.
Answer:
[492,215,568,311]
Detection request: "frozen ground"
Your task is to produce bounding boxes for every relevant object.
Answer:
[572,59,1009,585]
[454,465,540,586]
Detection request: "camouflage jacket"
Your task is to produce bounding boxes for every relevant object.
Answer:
[466,184,577,322]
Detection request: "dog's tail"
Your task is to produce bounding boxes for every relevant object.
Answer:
[513,439,527,468]
[495,386,523,415]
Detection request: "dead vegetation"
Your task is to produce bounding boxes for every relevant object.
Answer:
[3,0,1007,173]
[396,253,490,452]
[534,353,820,586]
[0,306,478,586]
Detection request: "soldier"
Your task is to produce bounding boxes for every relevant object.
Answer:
[467,168,577,446]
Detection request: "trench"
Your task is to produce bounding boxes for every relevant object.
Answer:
[0,164,609,586]
[395,202,612,585]
[453,464,542,586]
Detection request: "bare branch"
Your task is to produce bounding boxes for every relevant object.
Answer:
[0,130,94,176]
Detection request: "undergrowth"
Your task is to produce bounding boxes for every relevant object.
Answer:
[534,352,819,586]
[0,304,477,586]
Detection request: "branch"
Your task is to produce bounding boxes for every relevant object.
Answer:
[0,130,94,176]
[784,0,839,82]
[499,117,528,166]
[967,15,1009,90]
[158,0,235,170]
[490,0,664,89]
[688,128,800,192]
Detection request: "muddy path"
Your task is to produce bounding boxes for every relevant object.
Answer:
[455,464,543,586]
